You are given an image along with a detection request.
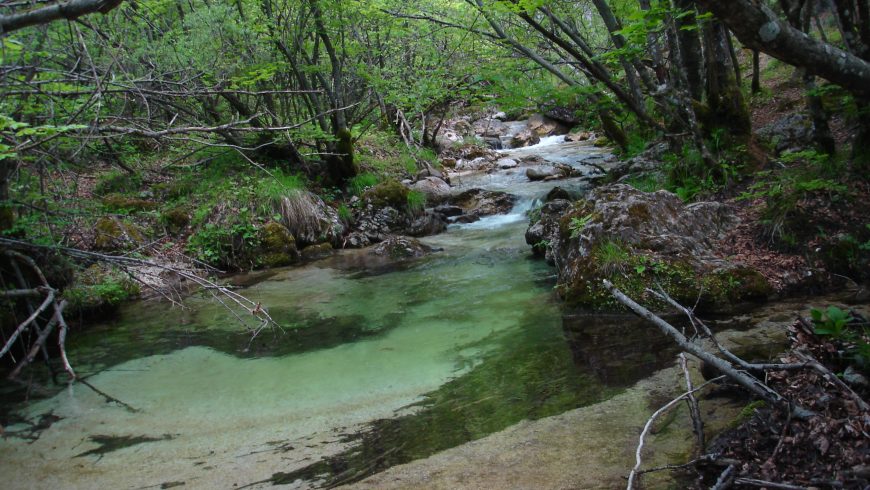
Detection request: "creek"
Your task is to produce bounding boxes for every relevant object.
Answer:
[0,137,694,489]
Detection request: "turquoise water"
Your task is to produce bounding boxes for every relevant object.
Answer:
[0,142,664,489]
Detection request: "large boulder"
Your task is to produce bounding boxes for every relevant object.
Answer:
[472,118,509,138]
[511,129,541,148]
[544,106,581,126]
[276,191,344,247]
[448,189,517,223]
[757,113,813,155]
[527,184,771,311]
[258,221,299,268]
[526,166,564,181]
[93,217,146,251]
[528,114,571,137]
[410,176,451,204]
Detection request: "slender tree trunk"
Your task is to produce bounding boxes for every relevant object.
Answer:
[673,0,705,100]
[751,50,761,93]
[701,19,751,137]
[803,72,837,154]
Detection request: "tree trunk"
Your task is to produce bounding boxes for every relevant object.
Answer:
[701,19,752,137]
[751,50,761,93]
[692,0,870,98]
[674,0,705,101]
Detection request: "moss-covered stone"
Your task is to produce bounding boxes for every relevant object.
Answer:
[159,207,190,236]
[365,180,410,209]
[258,221,299,268]
[63,263,140,315]
[101,194,158,212]
[94,217,146,251]
[301,242,333,261]
[593,137,611,147]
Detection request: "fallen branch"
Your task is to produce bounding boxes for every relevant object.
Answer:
[679,353,705,453]
[604,279,814,420]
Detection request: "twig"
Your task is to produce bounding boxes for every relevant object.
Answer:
[679,353,705,453]
[732,478,809,489]
[626,374,726,489]
[711,464,736,490]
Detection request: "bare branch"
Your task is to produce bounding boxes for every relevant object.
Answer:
[0,0,124,34]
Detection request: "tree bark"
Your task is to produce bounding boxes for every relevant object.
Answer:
[701,18,752,137]
[0,0,124,33]
[693,0,870,98]
[673,0,705,101]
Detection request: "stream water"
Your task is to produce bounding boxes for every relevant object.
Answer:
[0,138,667,489]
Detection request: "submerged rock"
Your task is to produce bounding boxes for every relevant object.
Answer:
[300,242,333,261]
[370,235,435,260]
[527,184,771,311]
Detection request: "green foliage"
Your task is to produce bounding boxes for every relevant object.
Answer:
[349,172,380,196]
[94,171,142,196]
[811,306,851,337]
[337,203,352,222]
[624,173,665,193]
[568,213,595,239]
[63,264,140,314]
[664,141,745,202]
[738,150,849,244]
[187,221,261,269]
[406,190,426,214]
[811,306,870,369]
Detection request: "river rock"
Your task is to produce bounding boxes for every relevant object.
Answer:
[258,222,299,268]
[301,242,333,261]
[545,187,573,202]
[411,176,451,204]
[544,106,581,126]
[277,191,344,247]
[526,166,563,181]
[370,235,435,260]
[405,212,448,237]
[434,204,464,217]
[511,129,540,148]
[757,113,813,154]
[473,118,509,137]
[528,114,570,137]
[565,132,593,142]
[449,189,517,223]
[527,184,771,311]
[497,158,519,169]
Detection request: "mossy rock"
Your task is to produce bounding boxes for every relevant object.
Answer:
[593,137,611,147]
[258,221,299,268]
[560,247,771,312]
[159,207,190,236]
[102,194,158,212]
[364,180,410,209]
[300,242,333,261]
[63,264,140,315]
[94,217,146,251]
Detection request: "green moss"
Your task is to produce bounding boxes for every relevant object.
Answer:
[159,207,190,235]
[102,194,157,213]
[364,180,410,209]
[300,242,333,261]
[258,221,298,268]
[94,171,141,196]
[63,264,140,315]
[93,217,146,251]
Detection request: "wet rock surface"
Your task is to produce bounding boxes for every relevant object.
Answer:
[369,236,436,260]
[527,184,772,311]
[447,189,517,224]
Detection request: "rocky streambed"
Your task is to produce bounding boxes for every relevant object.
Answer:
[1,125,863,490]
